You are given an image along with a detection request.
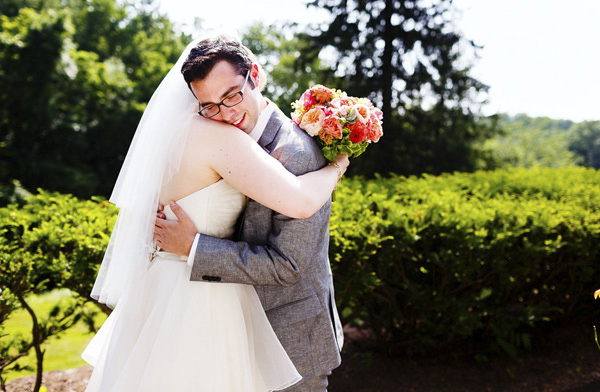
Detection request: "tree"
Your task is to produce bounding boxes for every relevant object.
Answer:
[0,0,189,201]
[303,0,498,175]
[568,121,600,169]
[243,22,338,114]
[486,114,580,169]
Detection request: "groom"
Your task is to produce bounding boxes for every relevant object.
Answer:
[154,35,343,391]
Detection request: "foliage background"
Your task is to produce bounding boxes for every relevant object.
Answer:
[1,0,600,386]
[2,0,599,203]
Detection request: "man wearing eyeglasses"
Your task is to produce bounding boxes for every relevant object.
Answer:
[153,35,344,391]
[191,62,263,134]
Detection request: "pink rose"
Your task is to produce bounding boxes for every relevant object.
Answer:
[372,107,383,120]
[291,110,303,125]
[302,91,316,111]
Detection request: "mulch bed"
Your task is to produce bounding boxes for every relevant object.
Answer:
[330,323,600,392]
[6,324,600,392]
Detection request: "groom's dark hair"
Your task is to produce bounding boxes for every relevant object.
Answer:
[181,35,266,92]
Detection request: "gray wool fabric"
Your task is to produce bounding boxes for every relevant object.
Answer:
[190,104,343,381]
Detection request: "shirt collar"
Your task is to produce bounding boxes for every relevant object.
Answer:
[248,99,275,142]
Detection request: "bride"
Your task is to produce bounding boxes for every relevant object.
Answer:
[81,38,348,391]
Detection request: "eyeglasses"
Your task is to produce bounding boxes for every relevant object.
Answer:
[198,70,250,118]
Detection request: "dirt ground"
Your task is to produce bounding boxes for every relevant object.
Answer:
[329,324,600,392]
[6,323,600,392]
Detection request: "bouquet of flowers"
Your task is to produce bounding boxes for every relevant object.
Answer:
[291,85,383,161]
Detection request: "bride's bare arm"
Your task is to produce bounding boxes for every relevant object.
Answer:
[196,121,348,219]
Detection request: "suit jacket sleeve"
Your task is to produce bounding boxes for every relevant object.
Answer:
[189,148,331,286]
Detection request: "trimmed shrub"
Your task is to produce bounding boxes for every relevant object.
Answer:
[3,168,600,364]
[330,167,600,356]
[0,190,116,300]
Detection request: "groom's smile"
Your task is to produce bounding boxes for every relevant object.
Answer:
[190,60,265,135]
[232,114,244,126]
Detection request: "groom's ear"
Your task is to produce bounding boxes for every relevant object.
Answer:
[249,63,260,89]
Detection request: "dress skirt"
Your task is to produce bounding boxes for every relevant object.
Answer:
[83,253,301,391]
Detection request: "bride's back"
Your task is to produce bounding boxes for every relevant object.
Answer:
[159,116,227,205]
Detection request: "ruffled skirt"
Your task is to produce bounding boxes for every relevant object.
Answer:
[82,254,301,391]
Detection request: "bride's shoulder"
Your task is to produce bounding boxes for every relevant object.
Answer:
[189,115,241,132]
[187,116,250,146]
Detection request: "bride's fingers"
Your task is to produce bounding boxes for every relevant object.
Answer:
[334,154,350,172]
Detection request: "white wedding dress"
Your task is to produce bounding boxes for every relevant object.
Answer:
[82,180,301,391]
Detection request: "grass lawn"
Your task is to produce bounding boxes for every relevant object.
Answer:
[2,289,107,383]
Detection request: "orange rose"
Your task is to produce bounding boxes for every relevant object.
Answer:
[311,85,335,104]
[322,116,343,139]
[300,107,325,136]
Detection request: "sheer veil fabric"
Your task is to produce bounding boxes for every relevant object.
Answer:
[90,39,200,308]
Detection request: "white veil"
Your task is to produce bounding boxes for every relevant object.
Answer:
[91,39,200,308]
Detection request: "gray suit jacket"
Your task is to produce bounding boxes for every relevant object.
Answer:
[190,105,343,379]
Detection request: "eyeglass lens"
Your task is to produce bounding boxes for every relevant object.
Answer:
[199,70,250,118]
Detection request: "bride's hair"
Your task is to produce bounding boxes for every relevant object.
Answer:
[181,34,267,92]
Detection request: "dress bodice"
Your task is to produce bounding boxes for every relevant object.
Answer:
[163,180,247,239]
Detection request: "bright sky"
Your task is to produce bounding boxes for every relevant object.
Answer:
[157,0,600,122]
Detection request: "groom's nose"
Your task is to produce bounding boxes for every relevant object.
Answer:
[219,106,238,123]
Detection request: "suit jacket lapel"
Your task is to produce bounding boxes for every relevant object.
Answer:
[237,106,286,238]
[257,106,286,153]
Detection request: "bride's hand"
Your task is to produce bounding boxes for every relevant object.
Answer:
[156,204,166,220]
[332,154,350,177]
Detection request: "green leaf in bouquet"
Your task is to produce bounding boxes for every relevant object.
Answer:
[322,147,338,161]
[338,145,354,156]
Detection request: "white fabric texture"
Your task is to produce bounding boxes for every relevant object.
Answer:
[83,180,301,391]
[90,38,199,308]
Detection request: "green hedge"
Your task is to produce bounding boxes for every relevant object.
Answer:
[0,191,116,307]
[2,168,599,361]
[330,167,600,357]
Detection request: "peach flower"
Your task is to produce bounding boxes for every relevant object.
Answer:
[322,116,343,139]
[353,104,370,124]
[367,112,383,142]
[300,108,325,136]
